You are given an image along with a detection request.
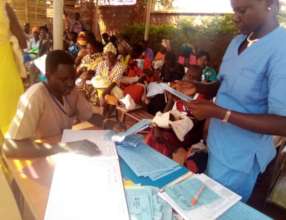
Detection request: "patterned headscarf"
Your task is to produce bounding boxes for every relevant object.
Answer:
[103,42,117,55]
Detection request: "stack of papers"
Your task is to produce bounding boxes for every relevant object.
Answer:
[159,173,241,220]
[112,119,151,143]
[45,154,129,220]
[117,136,180,181]
[44,130,130,220]
[125,186,174,220]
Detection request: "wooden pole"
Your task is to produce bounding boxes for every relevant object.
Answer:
[94,0,101,41]
[144,0,153,41]
[24,0,28,23]
[53,0,64,49]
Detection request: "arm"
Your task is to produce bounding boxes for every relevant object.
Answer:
[2,137,101,159]
[5,3,27,49]
[2,138,65,158]
[189,100,286,137]
[174,80,220,99]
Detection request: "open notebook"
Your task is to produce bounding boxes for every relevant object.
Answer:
[158,173,241,220]
[44,132,130,220]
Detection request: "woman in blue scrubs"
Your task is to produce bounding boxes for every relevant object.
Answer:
[181,0,286,202]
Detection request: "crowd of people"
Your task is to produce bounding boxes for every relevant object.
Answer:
[1,0,286,206]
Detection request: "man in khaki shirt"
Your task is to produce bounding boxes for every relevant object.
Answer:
[4,50,97,158]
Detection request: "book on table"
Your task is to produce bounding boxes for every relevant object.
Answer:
[158,172,241,220]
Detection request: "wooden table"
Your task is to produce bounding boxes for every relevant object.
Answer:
[4,156,53,220]
[3,122,273,220]
[3,121,98,220]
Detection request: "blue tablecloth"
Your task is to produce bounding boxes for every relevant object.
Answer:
[119,158,272,220]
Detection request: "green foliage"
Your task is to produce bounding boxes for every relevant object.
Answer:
[120,15,238,53]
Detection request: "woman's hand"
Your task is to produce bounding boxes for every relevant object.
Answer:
[187,99,225,121]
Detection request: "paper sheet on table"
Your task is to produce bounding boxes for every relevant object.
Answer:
[44,154,129,220]
[33,54,47,75]
[160,83,193,102]
[117,138,180,179]
[61,130,117,158]
[125,186,174,220]
[159,173,241,220]
[112,119,151,143]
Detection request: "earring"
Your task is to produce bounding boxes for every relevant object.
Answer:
[267,6,272,11]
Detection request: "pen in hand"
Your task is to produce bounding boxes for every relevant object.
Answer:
[191,184,206,206]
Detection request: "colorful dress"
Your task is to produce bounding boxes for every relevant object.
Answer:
[91,60,126,105]
[0,1,24,134]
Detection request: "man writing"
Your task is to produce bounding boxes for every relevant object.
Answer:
[3,50,97,158]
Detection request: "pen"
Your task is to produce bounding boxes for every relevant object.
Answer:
[191,184,206,206]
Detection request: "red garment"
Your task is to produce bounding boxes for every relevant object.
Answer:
[124,84,145,104]
[144,57,152,69]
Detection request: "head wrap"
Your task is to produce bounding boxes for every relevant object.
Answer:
[77,31,87,46]
[118,39,132,53]
[103,42,117,55]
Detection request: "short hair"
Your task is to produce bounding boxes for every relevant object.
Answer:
[165,52,177,64]
[46,50,74,74]
[197,50,210,62]
[88,38,103,52]
[39,25,48,33]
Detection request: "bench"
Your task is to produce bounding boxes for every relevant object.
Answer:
[116,106,153,128]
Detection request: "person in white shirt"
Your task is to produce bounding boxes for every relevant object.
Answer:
[4,50,98,158]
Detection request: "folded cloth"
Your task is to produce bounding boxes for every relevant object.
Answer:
[152,109,193,141]
[170,116,193,142]
[120,94,136,111]
[91,75,111,89]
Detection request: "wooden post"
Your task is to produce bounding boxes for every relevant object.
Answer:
[93,0,101,41]
[53,0,64,49]
[24,0,28,23]
[144,0,153,41]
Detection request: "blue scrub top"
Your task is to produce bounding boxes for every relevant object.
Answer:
[208,26,286,173]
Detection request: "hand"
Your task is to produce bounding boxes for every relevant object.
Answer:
[187,99,225,121]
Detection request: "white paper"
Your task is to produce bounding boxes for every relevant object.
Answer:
[146,82,167,97]
[61,130,117,158]
[159,173,241,220]
[44,154,129,220]
[160,83,193,102]
[33,54,47,75]
[112,119,151,143]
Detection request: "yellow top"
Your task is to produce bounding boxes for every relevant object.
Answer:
[0,1,10,44]
[0,0,24,134]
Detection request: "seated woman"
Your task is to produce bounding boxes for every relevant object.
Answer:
[74,32,88,66]
[146,66,209,172]
[117,39,132,67]
[152,39,171,70]
[196,50,217,82]
[77,38,103,74]
[145,81,205,165]
[120,44,146,105]
[91,43,126,116]
[147,52,185,115]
